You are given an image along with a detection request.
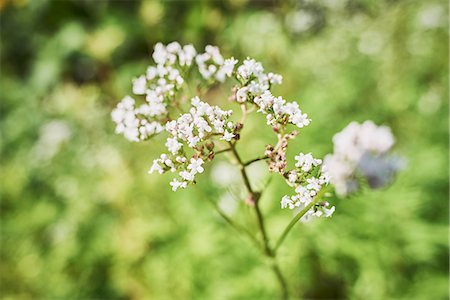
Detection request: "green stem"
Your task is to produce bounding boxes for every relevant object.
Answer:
[271,262,289,300]
[274,186,330,253]
[243,155,269,167]
[254,200,272,256]
[214,147,231,155]
[229,142,289,300]
[204,195,261,249]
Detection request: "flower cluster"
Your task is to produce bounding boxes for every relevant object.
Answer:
[111,96,164,142]
[113,42,317,196]
[112,42,195,142]
[112,42,241,142]
[153,42,197,67]
[234,58,283,102]
[195,45,238,82]
[149,97,239,191]
[254,91,311,129]
[324,120,403,196]
[281,152,334,221]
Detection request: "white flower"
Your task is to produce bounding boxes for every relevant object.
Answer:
[152,43,168,65]
[252,90,310,129]
[165,137,183,154]
[170,178,187,191]
[149,159,164,174]
[215,58,238,82]
[281,153,330,219]
[180,170,195,181]
[166,41,181,53]
[325,120,398,196]
[268,73,283,85]
[187,136,200,147]
[178,44,197,66]
[294,153,321,172]
[281,196,294,209]
[221,130,235,142]
[254,90,273,110]
[323,205,335,217]
[112,96,160,142]
[196,45,227,81]
[236,87,248,103]
[290,111,310,128]
[288,171,298,183]
[237,58,264,80]
[306,177,321,192]
[188,158,205,174]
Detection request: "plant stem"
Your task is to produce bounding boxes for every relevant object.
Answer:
[273,186,330,253]
[254,200,272,256]
[204,195,261,249]
[243,155,269,167]
[214,147,232,155]
[271,262,289,300]
[228,142,289,300]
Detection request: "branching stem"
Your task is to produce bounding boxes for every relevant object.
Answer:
[214,148,232,155]
[228,141,289,300]
[243,155,269,167]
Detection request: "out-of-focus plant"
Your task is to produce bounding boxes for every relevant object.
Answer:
[111,42,403,299]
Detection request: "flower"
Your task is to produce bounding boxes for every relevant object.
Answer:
[148,158,164,174]
[180,170,195,181]
[280,151,332,221]
[237,58,264,80]
[165,137,183,155]
[294,153,322,172]
[170,179,187,191]
[221,130,235,142]
[132,75,147,95]
[253,91,311,129]
[281,195,295,209]
[216,58,238,82]
[188,158,205,174]
[111,96,165,142]
[324,120,403,196]
[144,95,238,191]
[196,45,236,82]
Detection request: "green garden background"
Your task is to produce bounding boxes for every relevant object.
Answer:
[1,0,448,299]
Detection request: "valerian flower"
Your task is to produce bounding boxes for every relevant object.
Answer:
[112,42,401,224]
[147,96,238,190]
[111,42,404,298]
[324,120,404,196]
[280,152,334,222]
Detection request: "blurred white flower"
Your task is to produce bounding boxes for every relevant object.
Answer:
[33,120,72,161]
[358,31,384,56]
[285,10,315,33]
[417,4,446,29]
[324,120,403,196]
[210,161,240,188]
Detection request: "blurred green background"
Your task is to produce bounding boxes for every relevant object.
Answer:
[1,0,448,299]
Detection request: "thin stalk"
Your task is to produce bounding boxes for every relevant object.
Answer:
[214,148,231,155]
[228,142,289,300]
[254,200,272,256]
[229,143,271,252]
[243,155,269,167]
[204,196,261,250]
[274,186,330,253]
[271,262,289,300]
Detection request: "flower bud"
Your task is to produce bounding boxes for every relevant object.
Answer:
[206,141,215,151]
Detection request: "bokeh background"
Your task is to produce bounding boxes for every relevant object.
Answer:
[1,0,448,299]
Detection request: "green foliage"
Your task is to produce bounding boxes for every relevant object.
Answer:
[1,0,448,299]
